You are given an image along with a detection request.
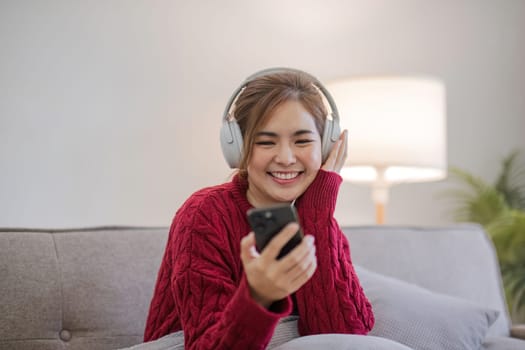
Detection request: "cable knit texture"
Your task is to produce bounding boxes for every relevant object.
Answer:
[144,170,374,349]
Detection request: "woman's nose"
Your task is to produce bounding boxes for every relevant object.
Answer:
[274,144,296,165]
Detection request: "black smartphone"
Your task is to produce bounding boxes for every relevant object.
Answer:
[246,204,304,260]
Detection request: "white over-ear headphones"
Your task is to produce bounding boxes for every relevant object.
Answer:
[220,67,341,169]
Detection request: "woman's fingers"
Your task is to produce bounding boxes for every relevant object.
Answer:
[241,228,317,307]
[240,232,258,263]
[334,130,348,172]
[270,235,317,289]
[289,254,317,287]
[260,223,300,262]
[322,140,340,171]
[280,235,314,273]
[285,243,317,284]
[322,129,348,173]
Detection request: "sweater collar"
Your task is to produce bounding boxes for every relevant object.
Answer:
[231,174,253,216]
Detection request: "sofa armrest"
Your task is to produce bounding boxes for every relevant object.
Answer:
[510,324,525,340]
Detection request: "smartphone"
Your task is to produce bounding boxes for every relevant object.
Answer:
[246,204,304,260]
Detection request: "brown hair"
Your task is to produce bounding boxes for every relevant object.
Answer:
[233,71,327,178]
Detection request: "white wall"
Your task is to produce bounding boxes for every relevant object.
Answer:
[1,0,524,228]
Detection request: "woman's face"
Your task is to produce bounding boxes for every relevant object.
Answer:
[246,99,322,207]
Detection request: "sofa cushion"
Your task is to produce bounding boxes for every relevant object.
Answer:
[356,265,499,350]
[344,224,510,337]
[0,231,63,349]
[52,227,167,348]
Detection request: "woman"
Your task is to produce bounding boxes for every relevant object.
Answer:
[144,68,374,349]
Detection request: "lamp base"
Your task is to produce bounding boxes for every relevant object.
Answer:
[375,202,385,225]
[372,180,389,225]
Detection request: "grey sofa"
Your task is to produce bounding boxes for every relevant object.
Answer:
[1,225,524,350]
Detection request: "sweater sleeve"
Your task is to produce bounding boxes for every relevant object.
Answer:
[294,169,375,335]
[175,269,291,350]
[147,205,292,350]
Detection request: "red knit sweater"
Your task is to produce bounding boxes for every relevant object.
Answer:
[144,170,374,349]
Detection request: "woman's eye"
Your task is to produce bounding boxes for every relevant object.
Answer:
[296,139,314,145]
[255,141,275,146]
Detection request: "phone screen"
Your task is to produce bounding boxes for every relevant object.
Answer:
[247,204,304,259]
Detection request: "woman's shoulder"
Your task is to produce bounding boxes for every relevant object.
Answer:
[182,179,238,209]
[167,177,249,260]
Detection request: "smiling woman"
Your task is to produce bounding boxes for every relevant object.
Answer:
[142,68,373,350]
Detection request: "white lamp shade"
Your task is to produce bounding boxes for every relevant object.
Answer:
[327,77,447,184]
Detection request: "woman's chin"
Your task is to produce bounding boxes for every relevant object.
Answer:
[271,192,302,204]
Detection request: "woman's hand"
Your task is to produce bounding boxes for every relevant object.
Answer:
[240,223,317,308]
[321,129,348,174]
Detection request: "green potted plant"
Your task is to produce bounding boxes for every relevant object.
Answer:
[443,150,525,323]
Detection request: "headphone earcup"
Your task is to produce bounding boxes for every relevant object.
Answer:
[321,118,341,162]
[220,120,243,168]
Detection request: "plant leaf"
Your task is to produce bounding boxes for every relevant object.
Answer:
[495,150,525,210]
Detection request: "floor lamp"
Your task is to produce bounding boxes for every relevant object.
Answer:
[327,76,447,224]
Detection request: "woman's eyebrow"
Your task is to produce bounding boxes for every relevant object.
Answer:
[255,129,315,138]
[255,131,278,138]
[294,130,315,136]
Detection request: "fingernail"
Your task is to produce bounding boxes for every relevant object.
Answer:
[289,222,299,230]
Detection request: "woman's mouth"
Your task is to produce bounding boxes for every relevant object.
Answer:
[268,171,303,182]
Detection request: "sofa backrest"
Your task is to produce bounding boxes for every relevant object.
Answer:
[342,224,510,337]
[0,227,167,350]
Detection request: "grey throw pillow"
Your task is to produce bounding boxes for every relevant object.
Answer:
[355,265,499,350]
[119,331,184,350]
[274,334,412,350]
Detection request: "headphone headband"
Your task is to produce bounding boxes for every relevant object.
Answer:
[223,67,339,128]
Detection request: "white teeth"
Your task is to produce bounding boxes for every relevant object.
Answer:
[271,172,299,180]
